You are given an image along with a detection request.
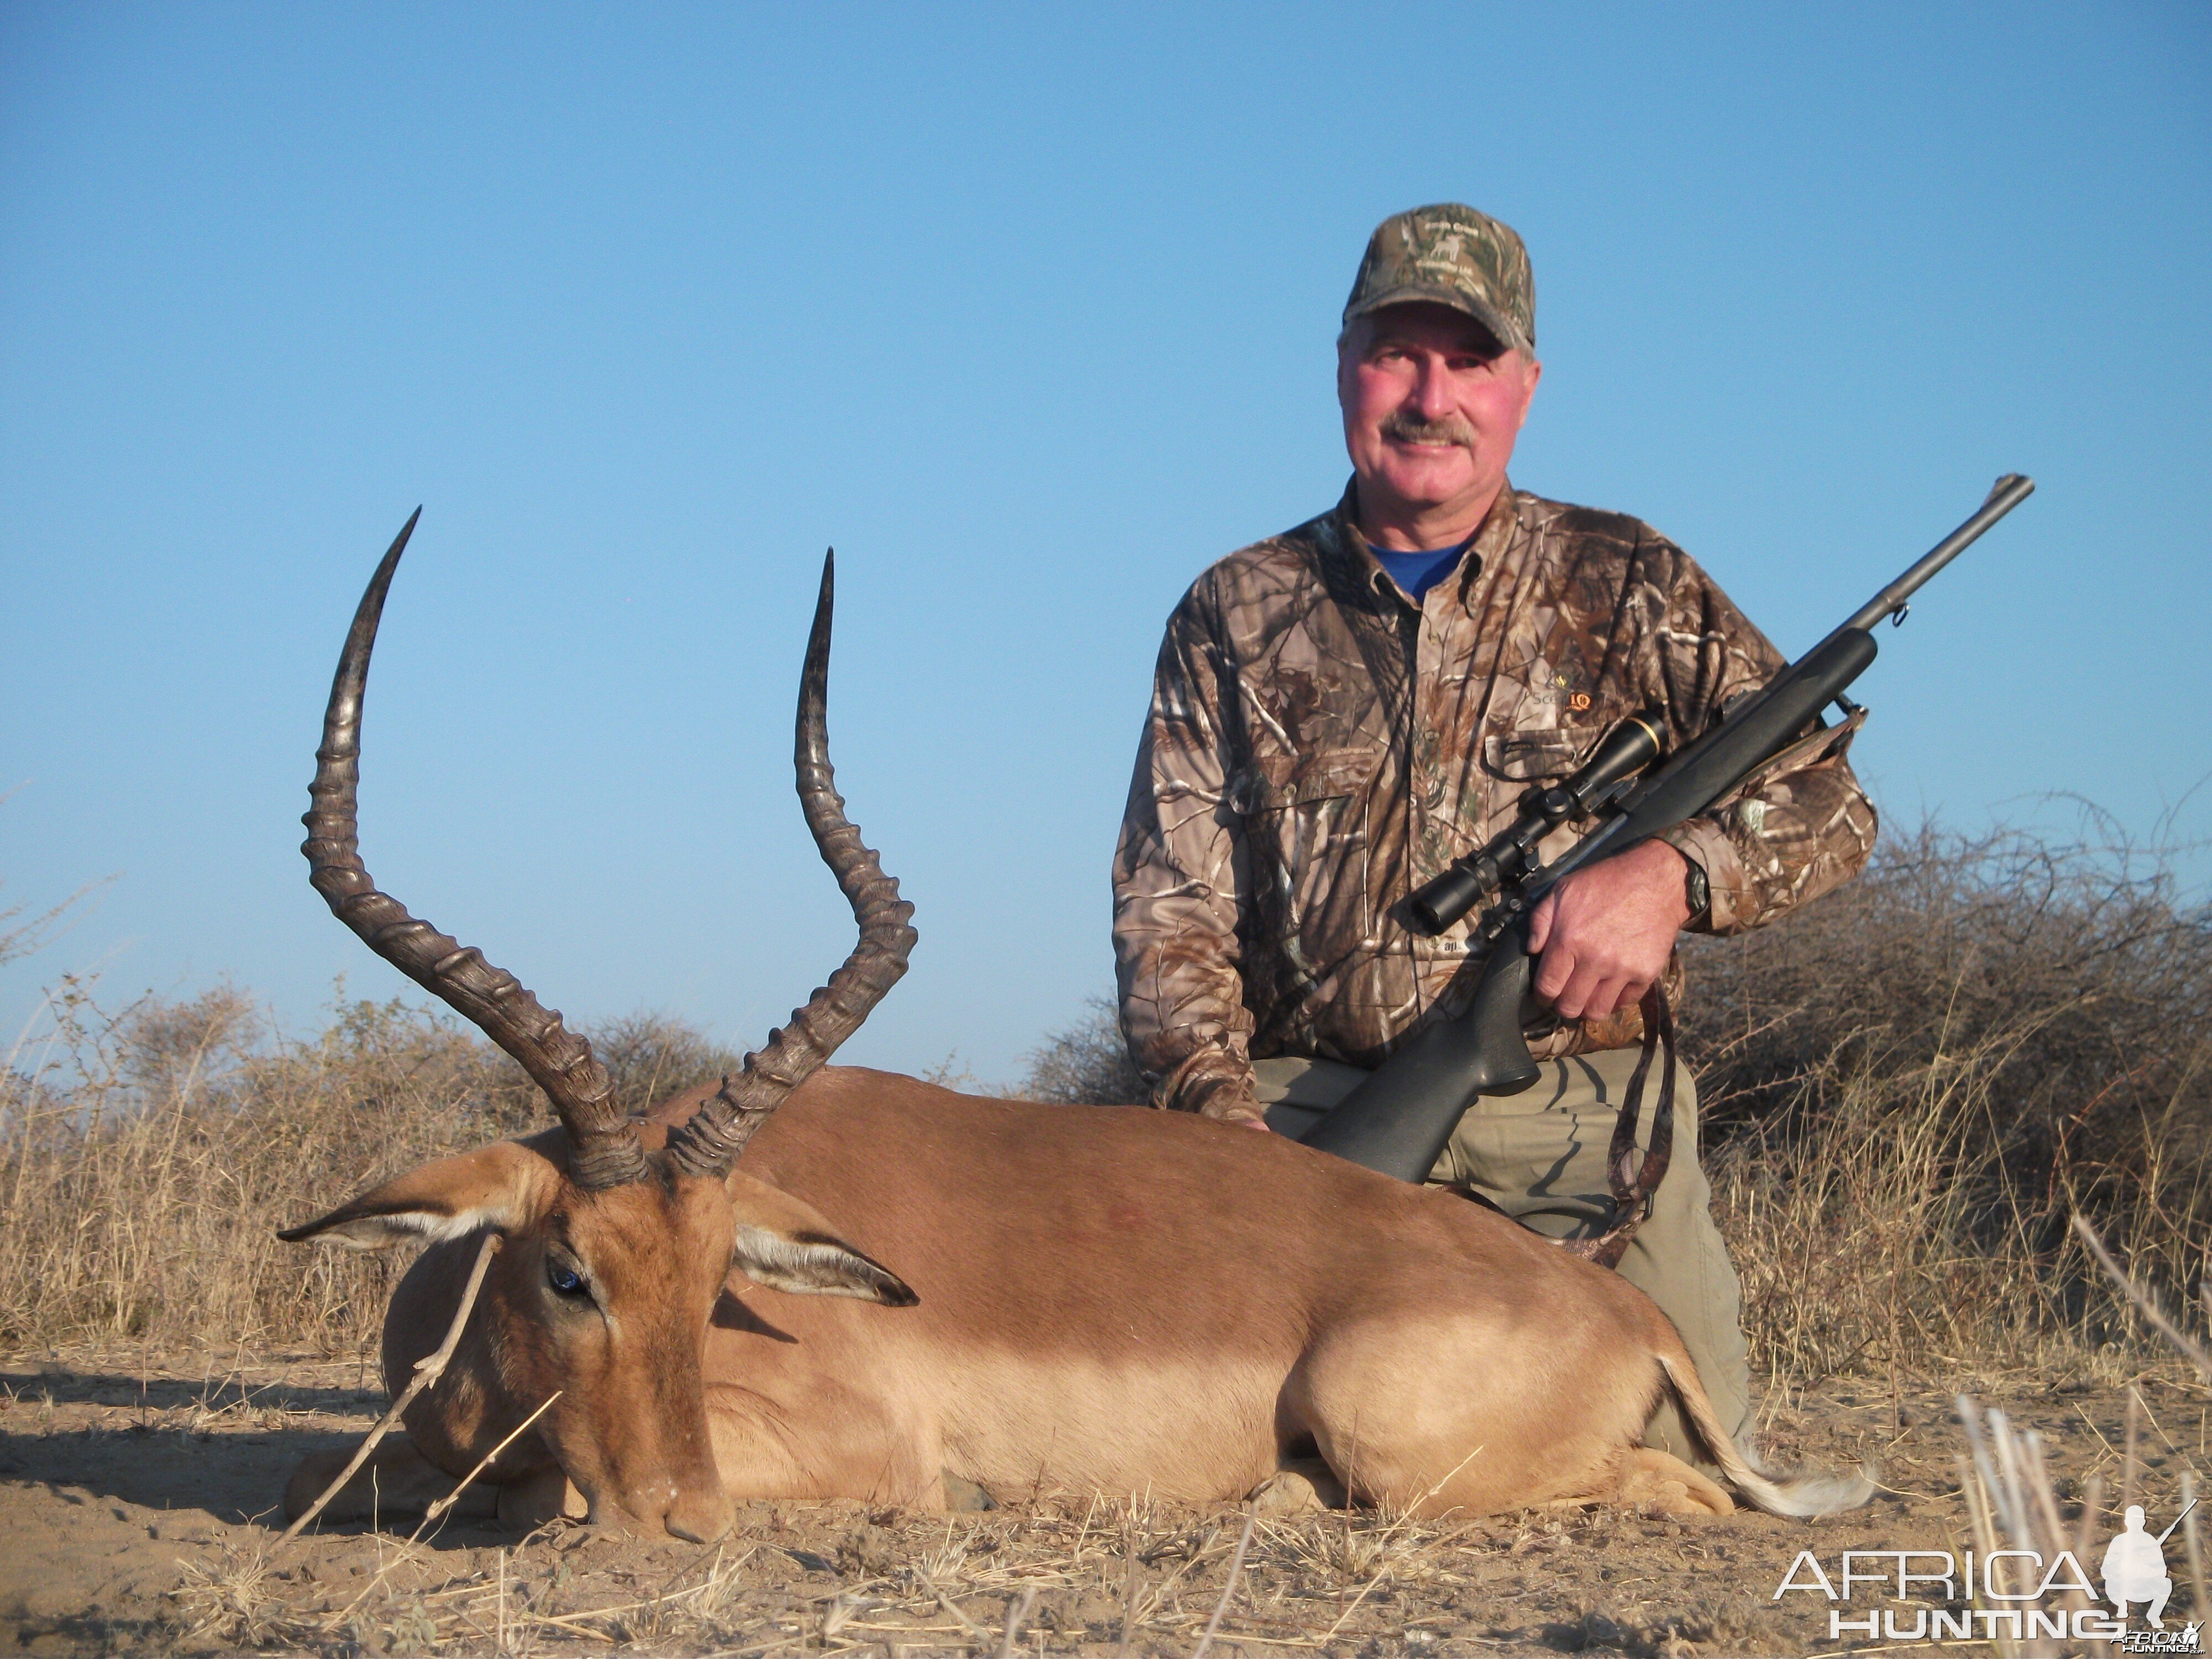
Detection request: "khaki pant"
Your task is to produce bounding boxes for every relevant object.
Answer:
[1255,1048,1753,1466]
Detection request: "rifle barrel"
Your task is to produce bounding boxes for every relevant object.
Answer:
[2157,1496,2198,1545]
[1837,473,2034,636]
[1527,473,2034,900]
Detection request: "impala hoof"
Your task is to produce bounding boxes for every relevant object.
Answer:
[662,1490,735,1545]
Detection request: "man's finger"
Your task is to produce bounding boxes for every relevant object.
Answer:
[1234,1117,1272,1133]
[1527,890,1557,953]
[1534,937,1575,1000]
[1582,974,1645,1021]
[1571,978,1615,1021]
[1551,956,1611,1020]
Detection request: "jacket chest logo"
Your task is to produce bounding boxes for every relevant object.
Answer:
[1521,665,1592,714]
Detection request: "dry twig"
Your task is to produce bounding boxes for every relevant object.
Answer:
[998,1585,1038,1659]
[2185,1470,2208,1636]
[282,1231,502,1542]
[1957,1395,2090,1659]
[1190,1509,1255,1659]
[420,1388,561,1527]
[917,1569,987,1643]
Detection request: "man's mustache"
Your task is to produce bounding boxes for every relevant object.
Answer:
[1379,410,1477,448]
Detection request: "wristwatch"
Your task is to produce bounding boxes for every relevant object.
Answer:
[1682,854,1710,927]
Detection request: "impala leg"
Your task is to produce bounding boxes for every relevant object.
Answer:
[497,1465,589,1528]
[704,1383,946,1508]
[1284,1301,1674,1519]
[1588,1446,1733,1519]
[283,1436,499,1526]
[1281,1320,1528,1517]
[1249,1457,1347,1516]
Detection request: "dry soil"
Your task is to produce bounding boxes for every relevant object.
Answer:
[2,1345,2204,1656]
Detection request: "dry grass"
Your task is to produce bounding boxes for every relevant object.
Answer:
[1688,820,2212,1387]
[0,987,731,1354]
[156,1489,1756,1656]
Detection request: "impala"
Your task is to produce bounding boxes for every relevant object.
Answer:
[281,515,1869,1539]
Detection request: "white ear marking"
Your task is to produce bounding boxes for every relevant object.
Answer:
[729,1227,917,1306]
[283,1207,497,1250]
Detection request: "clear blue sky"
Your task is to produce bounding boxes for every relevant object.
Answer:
[4,3,2207,1085]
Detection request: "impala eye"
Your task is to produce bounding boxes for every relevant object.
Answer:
[546,1258,588,1298]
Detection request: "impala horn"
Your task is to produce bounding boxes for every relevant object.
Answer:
[665,549,917,1180]
[302,512,649,1189]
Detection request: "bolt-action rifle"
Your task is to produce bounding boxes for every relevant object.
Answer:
[1296,474,2038,1225]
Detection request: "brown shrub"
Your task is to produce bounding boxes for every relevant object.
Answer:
[0,980,542,1352]
[585,1010,745,1112]
[1681,819,2212,1382]
[0,986,749,1354]
[1015,994,1146,1105]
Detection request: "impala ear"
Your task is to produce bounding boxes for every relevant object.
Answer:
[724,1168,917,1306]
[278,1141,554,1250]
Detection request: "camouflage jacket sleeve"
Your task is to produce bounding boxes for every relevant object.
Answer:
[1642,541,1879,936]
[1111,587,1264,1122]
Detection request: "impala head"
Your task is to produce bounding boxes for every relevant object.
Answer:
[281,515,917,1541]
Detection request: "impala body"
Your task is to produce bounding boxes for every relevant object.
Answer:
[281,519,1869,1539]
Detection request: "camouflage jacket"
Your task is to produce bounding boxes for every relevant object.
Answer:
[1112,482,1877,1121]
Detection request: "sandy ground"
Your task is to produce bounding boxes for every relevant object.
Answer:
[2,1344,2206,1657]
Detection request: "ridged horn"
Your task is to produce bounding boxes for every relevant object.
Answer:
[302,512,649,1190]
[666,550,917,1180]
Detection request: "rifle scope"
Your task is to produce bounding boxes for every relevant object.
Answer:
[1408,709,1666,933]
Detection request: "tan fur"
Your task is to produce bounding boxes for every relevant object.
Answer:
[284,1065,1868,1538]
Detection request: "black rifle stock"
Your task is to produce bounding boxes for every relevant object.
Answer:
[1298,474,2036,1183]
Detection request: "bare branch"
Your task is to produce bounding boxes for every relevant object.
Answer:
[419,1388,562,1528]
[280,1232,501,1542]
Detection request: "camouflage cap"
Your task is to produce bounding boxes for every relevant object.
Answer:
[1342,204,1535,356]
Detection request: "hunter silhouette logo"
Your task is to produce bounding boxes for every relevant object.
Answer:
[2104,1502,2187,1627]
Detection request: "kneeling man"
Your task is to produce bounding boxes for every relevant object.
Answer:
[1113,204,1876,1459]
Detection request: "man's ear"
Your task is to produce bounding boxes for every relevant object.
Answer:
[1515,352,1543,427]
[724,1168,917,1307]
[278,1141,553,1250]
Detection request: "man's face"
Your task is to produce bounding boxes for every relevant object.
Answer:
[1337,302,1542,535]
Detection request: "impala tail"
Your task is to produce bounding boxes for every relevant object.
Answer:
[1658,1354,1876,1519]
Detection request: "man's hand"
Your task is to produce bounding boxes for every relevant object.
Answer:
[1184,1071,1274,1132]
[1525,840,1692,1020]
